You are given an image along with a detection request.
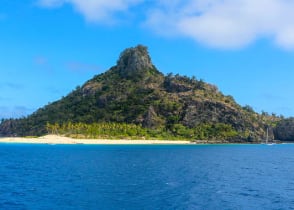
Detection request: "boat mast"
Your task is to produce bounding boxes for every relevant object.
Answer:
[266,127,269,144]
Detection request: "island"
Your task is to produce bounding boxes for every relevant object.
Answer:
[0,45,292,143]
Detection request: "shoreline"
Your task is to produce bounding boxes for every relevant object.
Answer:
[0,135,286,145]
[0,135,192,145]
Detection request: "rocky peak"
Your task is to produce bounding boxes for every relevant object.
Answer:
[116,45,156,78]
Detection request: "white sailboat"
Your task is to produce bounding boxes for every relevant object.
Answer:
[266,127,268,144]
[266,127,275,145]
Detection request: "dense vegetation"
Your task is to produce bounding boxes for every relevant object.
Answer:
[0,45,282,142]
[45,122,239,141]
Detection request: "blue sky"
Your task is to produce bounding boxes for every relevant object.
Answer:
[1,0,294,119]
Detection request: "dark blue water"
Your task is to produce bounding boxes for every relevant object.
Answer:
[0,143,294,210]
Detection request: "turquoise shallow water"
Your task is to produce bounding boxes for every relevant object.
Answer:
[0,143,294,209]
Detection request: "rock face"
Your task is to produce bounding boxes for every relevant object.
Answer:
[116,45,157,79]
[274,118,294,141]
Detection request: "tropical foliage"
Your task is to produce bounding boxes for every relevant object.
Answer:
[45,122,239,141]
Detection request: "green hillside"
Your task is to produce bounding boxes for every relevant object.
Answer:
[0,45,281,142]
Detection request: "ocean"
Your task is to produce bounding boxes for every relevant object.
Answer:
[0,143,294,210]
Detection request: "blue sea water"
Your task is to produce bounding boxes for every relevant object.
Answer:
[0,143,294,210]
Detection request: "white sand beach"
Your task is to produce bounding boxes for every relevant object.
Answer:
[0,135,191,145]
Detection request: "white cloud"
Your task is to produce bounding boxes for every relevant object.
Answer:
[38,0,142,23]
[145,0,294,49]
[38,0,294,49]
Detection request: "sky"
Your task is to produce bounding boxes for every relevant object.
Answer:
[1,0,294,119]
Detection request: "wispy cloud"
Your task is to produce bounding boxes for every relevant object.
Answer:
[34,56,48,66]
[0,82,23,90]
[38,0,143,23]
[33,55,55,74]
[37,0,294,49]
[260,93,285,101]
[0,106,33,119]
[37,0,65,8]
[66,61,100,73]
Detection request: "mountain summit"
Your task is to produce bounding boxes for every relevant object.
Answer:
[116,45,157,78]
[0,45,280,142]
